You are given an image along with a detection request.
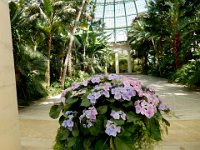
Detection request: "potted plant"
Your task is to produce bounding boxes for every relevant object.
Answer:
[49,74,170,150]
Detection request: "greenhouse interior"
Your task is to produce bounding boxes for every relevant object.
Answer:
[0,0,200,149]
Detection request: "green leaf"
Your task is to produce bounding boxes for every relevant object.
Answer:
[126,111,141,123]
[49,105,62,119]
[72,123,79,137]
[114,119,124,125]
[95,139,107,150]
[97,105,108,114]
[162,118,170,126]
[83,138,91,149]
[57,128,69,141]
[67,137,77,147]
[114,137,134,150]
[80,98,91,107]
[110,137,115,150]
[146,118,162,141]
[43,0,53,18]
[124,123,136,133]
[121,130,132,137]
[106,98,115,103]
[66,97,78,104]
[122,101,133,107]
[89,120,102,136]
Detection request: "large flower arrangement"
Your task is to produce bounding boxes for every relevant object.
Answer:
[49,74,170,150]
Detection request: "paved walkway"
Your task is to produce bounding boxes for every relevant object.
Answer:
[19,75,200,150]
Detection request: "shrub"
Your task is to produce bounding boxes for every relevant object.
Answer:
[50,74,170,150]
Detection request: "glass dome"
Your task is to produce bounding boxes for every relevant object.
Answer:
[93,0,148,43]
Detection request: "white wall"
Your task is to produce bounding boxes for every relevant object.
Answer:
[0,0,21,149]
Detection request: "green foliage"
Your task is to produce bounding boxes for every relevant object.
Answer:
[119,59,128,73]
[50,74,170,149]
[171,50,200,87]
[64,71,89,88]
[48,82,62,96]
[73,23,113,74]
[128,0,200,81]
[10,1,48,105]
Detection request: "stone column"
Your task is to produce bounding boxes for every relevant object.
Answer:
[127,49,132,74]
[0,1,21,150]
[115,52,119,74]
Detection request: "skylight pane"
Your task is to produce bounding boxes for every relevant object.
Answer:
[93,0,148,42]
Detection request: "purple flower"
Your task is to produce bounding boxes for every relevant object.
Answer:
[108,74,122,80]
[61,90,67,97]
[71,83,80,90]
[90,75,104,84]
[145,108,154,118]
[134,100,156,118]
[158,103,169,111]
[111,86,136,101]
[87,93,96,104]
[87,92,101,104]
[85,106,98,120]
[94,83,111,91]
[65,111,73,116]
[79,89,87,95]
[79,107,98,128]
[105,120,121,137]
[61,87,72,97]
[147,87,155,94]
[120,111,126,120]
[100,90,110,98]
[81,80,88,86]
[110,110,126,120]
[110,110,120,119]
[62,119,74,131]
[94,92,101,99]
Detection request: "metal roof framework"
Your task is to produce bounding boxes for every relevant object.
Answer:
[93,0,148,43]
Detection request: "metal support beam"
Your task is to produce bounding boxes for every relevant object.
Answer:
[133,0,138,16]
[114,0,117,43]
[123,0,129,34]
[102,0,106,23]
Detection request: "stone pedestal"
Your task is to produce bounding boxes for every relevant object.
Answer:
[0,1,21,149]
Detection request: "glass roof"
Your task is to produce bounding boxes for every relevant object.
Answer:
[93,0,148,43]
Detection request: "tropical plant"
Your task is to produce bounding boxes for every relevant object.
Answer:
[73,23,112,75]
[26,0,77,87]
[61,0,87,88]
[128,0,200,79]
[171,49,200,87]
[49,74,170,150]
[9,1,48,105]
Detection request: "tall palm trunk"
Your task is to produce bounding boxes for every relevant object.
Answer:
[61,0,86,89]
[45,32,52,87]
[173,32,181,69]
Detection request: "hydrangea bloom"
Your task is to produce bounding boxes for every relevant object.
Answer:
[81,80,88,86]
[105,120,121,137]
[50,74,170,150]
[158,103,170,111]
[108,74,122,80]
[62,119,74,131]
[79,106,98,128]
[111,86,136,101]
[89,75,104,84]
[134,100,156,118]
[87,92,101,104]
[110,110,126,120]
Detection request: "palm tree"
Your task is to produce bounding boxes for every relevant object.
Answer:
[128,0,200,76]
[26,0,76,87]
[61,0,87,89]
